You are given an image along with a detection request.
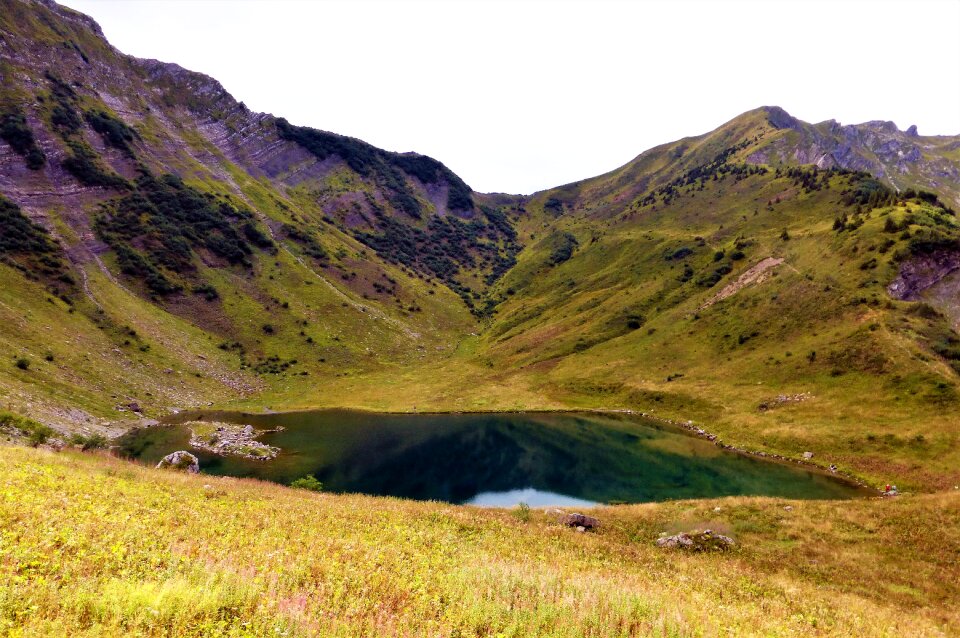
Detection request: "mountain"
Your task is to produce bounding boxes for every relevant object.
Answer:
[2,0,960,491]
[0,0,515,429]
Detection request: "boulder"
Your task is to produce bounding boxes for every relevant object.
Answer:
[156,450,199,473]
[655,529,735,551]
[558,512,600,530]
[802,451,814,459]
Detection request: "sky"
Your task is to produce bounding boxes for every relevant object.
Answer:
[63,0,960,195]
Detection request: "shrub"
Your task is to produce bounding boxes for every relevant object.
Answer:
[95,171,269,294]
[192,283,219,301]
[68,433,108,450]
[0,411,54,446]
[0,195,68,282]
[14,357,30,370]
[62,139,129,189]
[275,117,474,218]
[665,247,693,261]
[512,502,531,523]
[549,233,579,266]
[290,475,324,492]
[85,109,137,155]
[0,110,46,170]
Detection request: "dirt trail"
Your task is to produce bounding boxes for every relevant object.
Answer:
[701,257,784,309]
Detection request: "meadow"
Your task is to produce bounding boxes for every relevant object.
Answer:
[1,444,957,637]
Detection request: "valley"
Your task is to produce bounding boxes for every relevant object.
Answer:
[1,0,960,635]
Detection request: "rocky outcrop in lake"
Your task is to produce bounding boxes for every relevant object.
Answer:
[186,421,280,460]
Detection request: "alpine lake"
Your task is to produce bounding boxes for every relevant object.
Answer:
[116,410,872,507]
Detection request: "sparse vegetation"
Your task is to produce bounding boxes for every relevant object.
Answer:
[0,446,957,636]
[85,108,138,155]
[95,171,270,294]
[0,108,46,169]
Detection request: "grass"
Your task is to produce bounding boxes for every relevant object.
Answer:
[1,444,957,637]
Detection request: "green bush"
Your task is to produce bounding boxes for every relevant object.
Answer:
[95,171,271,295]
[68,432,108,450]
[192,283,219,301]
[0,110,46,169]
[0,411,54,446]
[512,502,531,523]
[62,139,129,189]
[14,357,30,370]
[549,233,579,266]
[85,109,137,155]
[290,475,324,492]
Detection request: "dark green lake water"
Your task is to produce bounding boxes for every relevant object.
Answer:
[116,410,871,506]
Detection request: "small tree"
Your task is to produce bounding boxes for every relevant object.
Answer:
[780,228,790,241]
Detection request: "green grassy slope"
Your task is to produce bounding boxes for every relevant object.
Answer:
[0,0,487,428]
[468,156,960,490]
[2,444,957,637]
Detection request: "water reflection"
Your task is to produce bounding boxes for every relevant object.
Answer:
[116,410,870,506]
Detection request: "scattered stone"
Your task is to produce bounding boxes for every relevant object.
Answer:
[156,450,199,473]
[829,464,838,473]
[784,505,793,511]
[713,506,722,512]
[802,451,814,460]
[558,512,600,530]
[126,401,142,413]
[655,529,735,551]
[575,526,586,533]
[186,421,281,460]
[758,392,813,412]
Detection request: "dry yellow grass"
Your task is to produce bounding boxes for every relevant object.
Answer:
[1,445,957,637]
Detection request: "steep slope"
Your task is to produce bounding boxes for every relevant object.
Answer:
[467,117,960,489]
[0,0,523,429]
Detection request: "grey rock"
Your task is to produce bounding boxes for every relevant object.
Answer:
[655,529,735,551]
[558,512,600,530]
[156,450,199,473]
[802,451,814,460]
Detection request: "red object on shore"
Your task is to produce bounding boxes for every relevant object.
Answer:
[885,484,891,492]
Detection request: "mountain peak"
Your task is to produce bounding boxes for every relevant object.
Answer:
[22,0,105,37]
[761,106,800,130]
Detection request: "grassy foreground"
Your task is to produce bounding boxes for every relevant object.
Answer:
[1,445,957,637]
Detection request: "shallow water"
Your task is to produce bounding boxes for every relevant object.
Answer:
[116,410,871,506]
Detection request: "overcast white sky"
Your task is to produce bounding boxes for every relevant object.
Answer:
[63,0,960,194]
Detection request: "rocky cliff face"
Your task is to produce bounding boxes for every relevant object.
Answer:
[748,106,960,208]
[0,0,522,307]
